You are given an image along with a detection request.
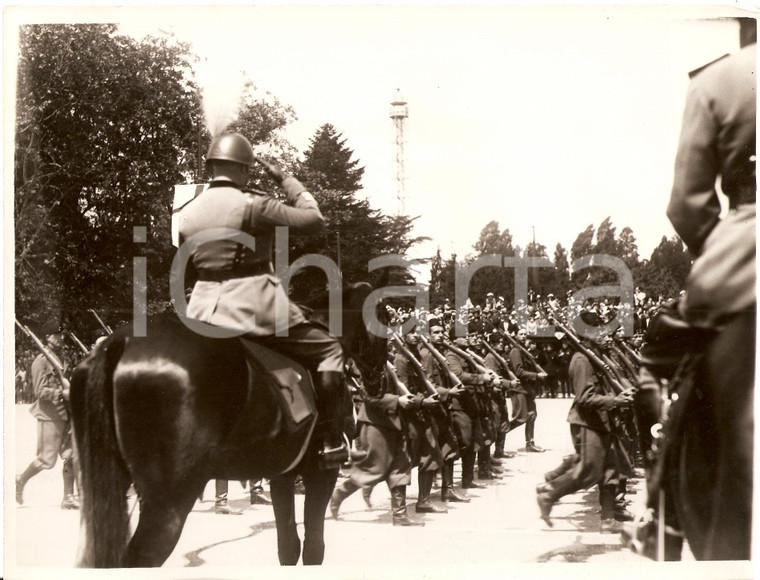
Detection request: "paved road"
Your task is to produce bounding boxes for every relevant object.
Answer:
[8,398,722,578]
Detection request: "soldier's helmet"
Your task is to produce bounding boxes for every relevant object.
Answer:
[205,133,255,167]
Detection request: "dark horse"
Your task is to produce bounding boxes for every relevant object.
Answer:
[638,308,755,560]
[69,282,388,567]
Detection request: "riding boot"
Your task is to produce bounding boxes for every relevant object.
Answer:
[415,471,446,513]
[16,461,43,505]
[330,479,359,519]
[441,461,470,502]
[544,454,579,482]
[315,371,350,470]
[390,486,424,526]
[61,458,80,510]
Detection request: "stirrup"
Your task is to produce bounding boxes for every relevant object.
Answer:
[318,442,349,470]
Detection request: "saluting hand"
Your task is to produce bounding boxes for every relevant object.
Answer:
[254,155,287,184]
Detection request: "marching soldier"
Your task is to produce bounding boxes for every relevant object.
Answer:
[443,333,493,490]
[507,328,547,452]
[536,312,635,533]
[418,320,470,503]
[16,320,79,510]
[393,329,447,514]
[329,364,425,526]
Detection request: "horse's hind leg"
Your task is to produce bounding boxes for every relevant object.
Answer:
[301,467,339,565]
[270,474,301,565]
[122,490,200,567]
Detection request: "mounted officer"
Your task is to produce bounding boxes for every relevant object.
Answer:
[178,132,348,469]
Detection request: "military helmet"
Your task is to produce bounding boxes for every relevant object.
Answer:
[205,133,255,167]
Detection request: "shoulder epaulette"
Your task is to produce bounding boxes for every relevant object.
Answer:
[688,53,730,79]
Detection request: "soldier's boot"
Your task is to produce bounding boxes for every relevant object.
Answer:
[536,482,557,527]
[441,462,470,503]
[461,448,485,489]
[390,486,424,527]
[544,454,579,482]
[16,461,43,506]
[330,479,359,519]
[493,428,507,459]
[315,371,350,470]
[61,459,80,510]
[249,480,273,506]
[600,485,623,533]
[415,471,446,513]
[525,440,545,453]
[362,485,373,508]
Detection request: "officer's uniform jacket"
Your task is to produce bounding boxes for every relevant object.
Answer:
[566,351,616,434]
[667,44,756,328]
[179,176,324,336]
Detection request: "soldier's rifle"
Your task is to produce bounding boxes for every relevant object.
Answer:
[548,313,636,473]
[385,360,413,397]
[441,340,498,386]
[548,315,626,395]
[417,335,467,394]
[479,339,519,382]
[65,330,89,355]
[614,336,643,367]
[390,334,441,399]
[89,309,113,335]
[498,330,548,376]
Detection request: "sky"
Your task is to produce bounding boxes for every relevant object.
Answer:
[5,3,752,277]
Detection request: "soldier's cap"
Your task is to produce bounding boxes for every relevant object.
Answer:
[487,292,494,297]
[40,319,63,337]
[427,316,443,329]
[575,310,605,328]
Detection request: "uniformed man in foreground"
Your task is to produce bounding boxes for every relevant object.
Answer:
[178,133,348,469]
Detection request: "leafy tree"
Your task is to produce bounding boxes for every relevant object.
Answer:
[15,24,200,334]
[618,226,640,270]
[429,250,458,307]
[636,236,691,300]
[569,224,595,288]
[466,221,517,306]
[523,240,552,298]
[549,243,571,298]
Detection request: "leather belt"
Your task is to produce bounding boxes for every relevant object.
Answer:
[196,263,273,282]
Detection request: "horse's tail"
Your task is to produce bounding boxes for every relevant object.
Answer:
[71,334,131,567]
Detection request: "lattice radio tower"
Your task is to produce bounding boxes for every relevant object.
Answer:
[389,88,408,215]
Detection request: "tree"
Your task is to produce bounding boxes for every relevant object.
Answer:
[569,224,595,288]
[298,123,364,193]
[466,221,517,306]
[546,243,571,298]
[637,236,691,300]
[15,24,200,334]
[287,124,424,300]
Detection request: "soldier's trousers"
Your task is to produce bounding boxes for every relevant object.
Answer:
[347,422,411,489]
[544,424,620,517]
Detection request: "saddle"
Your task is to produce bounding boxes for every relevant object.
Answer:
[227,338,319,475]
